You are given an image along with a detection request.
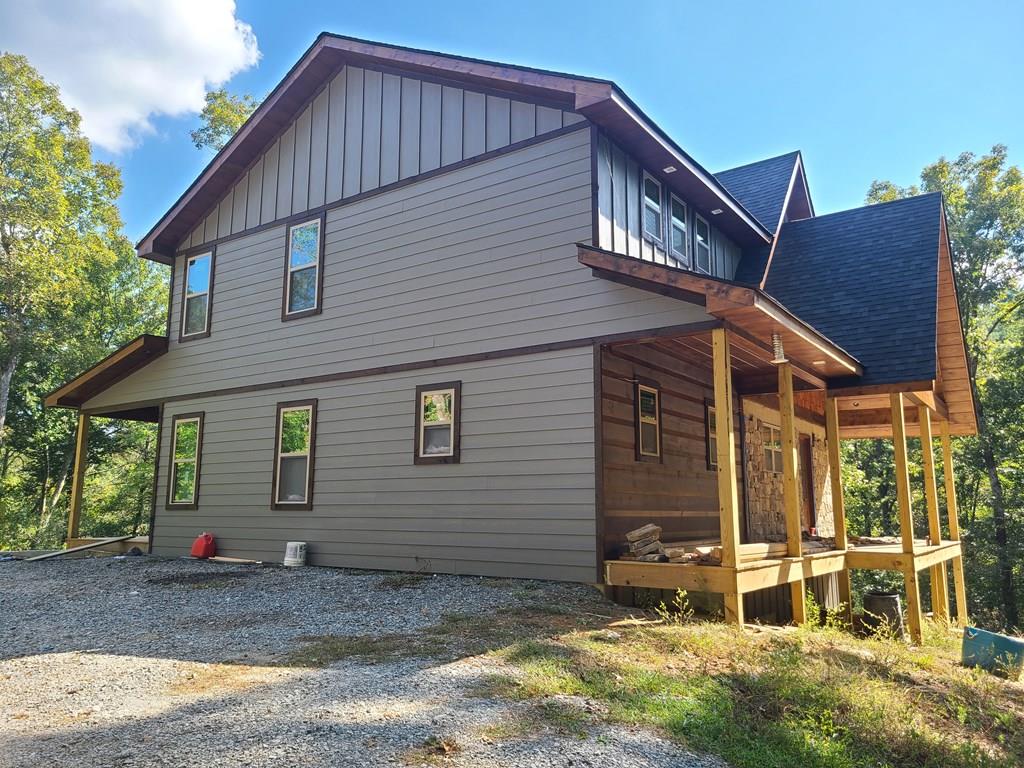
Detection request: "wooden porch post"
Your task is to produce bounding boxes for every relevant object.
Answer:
[891,393,923,643]
[66,411,90,543]
[941,420,969,628]
[918,406,949,622]
[826,396,853,625]
[712,328,743,627]
[779,362,806,624]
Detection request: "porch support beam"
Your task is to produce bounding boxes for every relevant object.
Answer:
[919,406,949,622]
[66,412,90,543]
[891,393,923,643]
[941,420,969,628]
[826,395,853,625]
[779,362,807,625]
[712,328,743,627]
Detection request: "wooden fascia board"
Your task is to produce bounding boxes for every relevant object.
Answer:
[43,335,168,409]
[749,294,862,376]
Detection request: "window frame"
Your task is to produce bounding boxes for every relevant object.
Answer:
[693,213,712,275]
[641,172,664,245]
[178,249,215,341]
[281,214,326,321]
[761,422,784,474]
[669,194,689,264]
[634,378,662,462]
[705,399,717,471]
[414,381,462,465]
[166,412,204,509]
[271,399,318,511]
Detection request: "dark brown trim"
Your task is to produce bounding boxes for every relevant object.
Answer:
[281,212,327,321]
[81,320,724,415]
[165,412,204,510]
[177,248,216,342]
[271,398,318,511]
[147,404,164,554]
[164,261,175,338]
[589,124,600,247]
[704,397,717,471]
[167,122,589,259]
[633,375,662,463]
[413,381,462,465]
[44,334,169,408]
[592,342,606,579]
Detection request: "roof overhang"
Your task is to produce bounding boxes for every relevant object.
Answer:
[136,33,771,263]
[44,335,168,414]
[578,244,862,380]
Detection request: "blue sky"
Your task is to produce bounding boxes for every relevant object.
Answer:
[81,1,1023,242]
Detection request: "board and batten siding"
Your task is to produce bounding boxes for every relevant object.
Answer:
[153,347,598,582]
[87,128,712,410]
[595,131,742,280]
[182,65,585,249]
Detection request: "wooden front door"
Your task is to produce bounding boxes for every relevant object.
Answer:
[798,434,815,532]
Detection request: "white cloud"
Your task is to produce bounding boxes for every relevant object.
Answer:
[0,0,260,152]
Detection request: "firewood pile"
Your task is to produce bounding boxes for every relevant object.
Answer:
[618,524,667,562]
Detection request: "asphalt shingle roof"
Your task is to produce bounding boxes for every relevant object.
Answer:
[715,151,800,233]
[762,193,943,387]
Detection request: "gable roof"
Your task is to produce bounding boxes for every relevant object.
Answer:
[715,151,803,232]
[762,193,942,388]
[136,33,771,263]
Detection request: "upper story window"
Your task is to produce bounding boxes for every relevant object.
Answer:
[168,413,203,508]
[761,423,783,473]
[642,173,663,243]
[180,251,213,340]
[283,217,324,320]
[415,382,461,464]
[694,214,712,274]
[636,382,661,460]
[273,400,317,509]
[670,195,689,263]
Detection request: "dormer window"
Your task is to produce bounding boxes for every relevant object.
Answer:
[694,214,712,274]
[642,173,663,243]
[180,251,213,340]
[670,195,689,263]
[283,216,324,320]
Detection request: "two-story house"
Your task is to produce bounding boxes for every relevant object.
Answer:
[47,34,976,639]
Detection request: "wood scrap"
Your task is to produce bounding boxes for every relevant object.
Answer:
[625,524,661,543]
[629,537,664,556]
[23,535,134,562]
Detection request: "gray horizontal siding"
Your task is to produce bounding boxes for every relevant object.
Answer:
[152,347,598,582]
[87,129,711,409]
[182,65,586,248]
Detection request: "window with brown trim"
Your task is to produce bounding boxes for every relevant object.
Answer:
[635,380,661,461]
[642,172,663,244]
[670,195,689,264]
[761,423,783,473]
[180,251,214,340]
[282,216,324,320]
[694,214,712,274]
[414,382,461,464]
[167,413,203,508]
[272,399,317,510]
[705,401,717,470]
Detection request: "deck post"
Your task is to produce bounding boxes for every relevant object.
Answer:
[825,396,853,625]
[66,411,90,543]
[778,362,806,624]
[891,393,923,643]
[711,328,743,627]
[940,420,969,628]
[918,406,949,622]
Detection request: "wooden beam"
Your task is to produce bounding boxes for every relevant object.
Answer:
[66,412,90,542]
[941,420,969,628]
[919,407,949,622]
[826,396,853,625]
[25,535,134,562]
[779,362,807,624]
[604,560,737,593]
[891,393,922,643]
[712,328,743,627]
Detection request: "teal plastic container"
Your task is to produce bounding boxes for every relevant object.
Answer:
[961,626,1024,678]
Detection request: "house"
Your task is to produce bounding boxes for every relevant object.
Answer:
[46,34,975,639]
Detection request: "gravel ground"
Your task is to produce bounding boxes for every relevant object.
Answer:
[0,556,724,768]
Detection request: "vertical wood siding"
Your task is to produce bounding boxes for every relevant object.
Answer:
[152,347,598,582]
[181,66,586,248]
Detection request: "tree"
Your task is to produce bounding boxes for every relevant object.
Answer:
[190,88,259,151]
[868,146,1024,629]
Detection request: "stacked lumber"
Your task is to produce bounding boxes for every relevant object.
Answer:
[618,524,668,562]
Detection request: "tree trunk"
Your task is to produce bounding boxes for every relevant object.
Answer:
[0,350,19,450]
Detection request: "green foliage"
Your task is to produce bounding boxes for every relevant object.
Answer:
[189,88,259,151]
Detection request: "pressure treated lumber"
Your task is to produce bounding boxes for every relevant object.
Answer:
[826,396,853,624]
[941,420,969,628]
[66,412,90,542]
[711,328,742,626]
[919,406,949,622]
[25,535,134,562]
[779,362,807,624]
[891,393,923,643]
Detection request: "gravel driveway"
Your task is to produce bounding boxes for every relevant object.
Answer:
[0,556,723,767]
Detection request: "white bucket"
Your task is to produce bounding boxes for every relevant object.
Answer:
[283,541,307,567]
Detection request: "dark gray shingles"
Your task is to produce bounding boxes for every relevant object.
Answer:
[715,152,800,233]
[763,193,942,387]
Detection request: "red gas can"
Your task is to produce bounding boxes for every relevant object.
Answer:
[190,532,216,559]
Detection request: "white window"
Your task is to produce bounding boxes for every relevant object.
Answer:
[274,401,316,508]
[670,195,688,262]
[706,404,717,470]
[642,173,663,242]
[181,252,212,338]
[416,383,461,463]
[761,423,783,473]
[694,214,712,274]
[637,383,661,459]
[284,218,322,317]
[168,414,203,506]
